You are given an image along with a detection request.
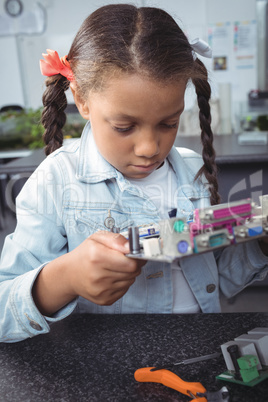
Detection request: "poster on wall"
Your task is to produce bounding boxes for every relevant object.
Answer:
[233,20,257,70]
[208,20,257,103]
[208,20,257,72]
[208,22,232,73]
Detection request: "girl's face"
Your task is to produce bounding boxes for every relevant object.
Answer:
[77,74,186,179]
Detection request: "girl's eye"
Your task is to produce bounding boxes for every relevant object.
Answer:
[112,126,134,133]
[162,122,178,129]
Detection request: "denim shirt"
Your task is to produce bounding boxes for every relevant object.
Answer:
[1,122,268,342]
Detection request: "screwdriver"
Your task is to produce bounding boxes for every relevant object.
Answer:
[150,351,222,371]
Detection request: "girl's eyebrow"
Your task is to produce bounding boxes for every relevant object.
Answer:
[161,108,184,120]
[107,109,184,122]
[107,113,137,121]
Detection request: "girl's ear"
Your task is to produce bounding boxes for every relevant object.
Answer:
[70,82,90,120]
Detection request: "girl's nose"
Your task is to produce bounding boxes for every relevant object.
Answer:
[134,130,160,158]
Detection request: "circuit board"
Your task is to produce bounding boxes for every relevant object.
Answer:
[216,368,268,387]
[125,195,268,262]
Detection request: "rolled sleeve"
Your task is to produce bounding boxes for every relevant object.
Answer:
[1,264,77,343]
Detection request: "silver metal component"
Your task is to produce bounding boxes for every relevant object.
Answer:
[236,227,247,238]
[194,229,231,252]
[204,210,214,220]
[104,217,115,229]
[111,226,120,233]
[128,227,140,254]
[196,235,209,247]
[151,351,222,371]
[104,210,115,229]
[204,386,229,402]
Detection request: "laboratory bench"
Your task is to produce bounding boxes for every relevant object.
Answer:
[0,313,267,401]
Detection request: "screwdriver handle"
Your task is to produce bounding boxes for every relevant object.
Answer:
[227,344,242,381]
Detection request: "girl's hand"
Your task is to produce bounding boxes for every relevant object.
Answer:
[68,231,145,306]
[33,231,145,316]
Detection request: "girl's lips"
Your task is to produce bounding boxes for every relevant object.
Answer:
[132,162,159,171]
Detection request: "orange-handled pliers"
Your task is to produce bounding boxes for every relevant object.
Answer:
[134,367,207,401]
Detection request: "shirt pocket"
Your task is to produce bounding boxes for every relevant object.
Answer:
[74,202,134,236]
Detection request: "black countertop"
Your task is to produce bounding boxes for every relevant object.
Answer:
[175,133,268,164]
[0,148,45,175]
[0,313,268,401]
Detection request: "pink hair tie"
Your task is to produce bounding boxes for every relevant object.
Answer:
[40,49,74,81]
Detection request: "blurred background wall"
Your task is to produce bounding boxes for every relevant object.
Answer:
[0,0,266,135]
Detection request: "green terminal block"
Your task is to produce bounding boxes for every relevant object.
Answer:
[217,354,268,387]
[237,355,259,383]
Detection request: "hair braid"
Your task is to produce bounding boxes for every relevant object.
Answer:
[192,59,221,205]
[41,75,69,156]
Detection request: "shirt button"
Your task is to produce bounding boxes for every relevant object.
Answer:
[206,284,216,293]
[29,320,43,331]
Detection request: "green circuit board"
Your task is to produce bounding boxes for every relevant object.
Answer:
[216,367,268,387]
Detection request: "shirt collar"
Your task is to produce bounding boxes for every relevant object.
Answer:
[168,146,210,199]
[76,122,119,183]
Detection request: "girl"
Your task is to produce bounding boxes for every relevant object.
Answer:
[0,4,268,343]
